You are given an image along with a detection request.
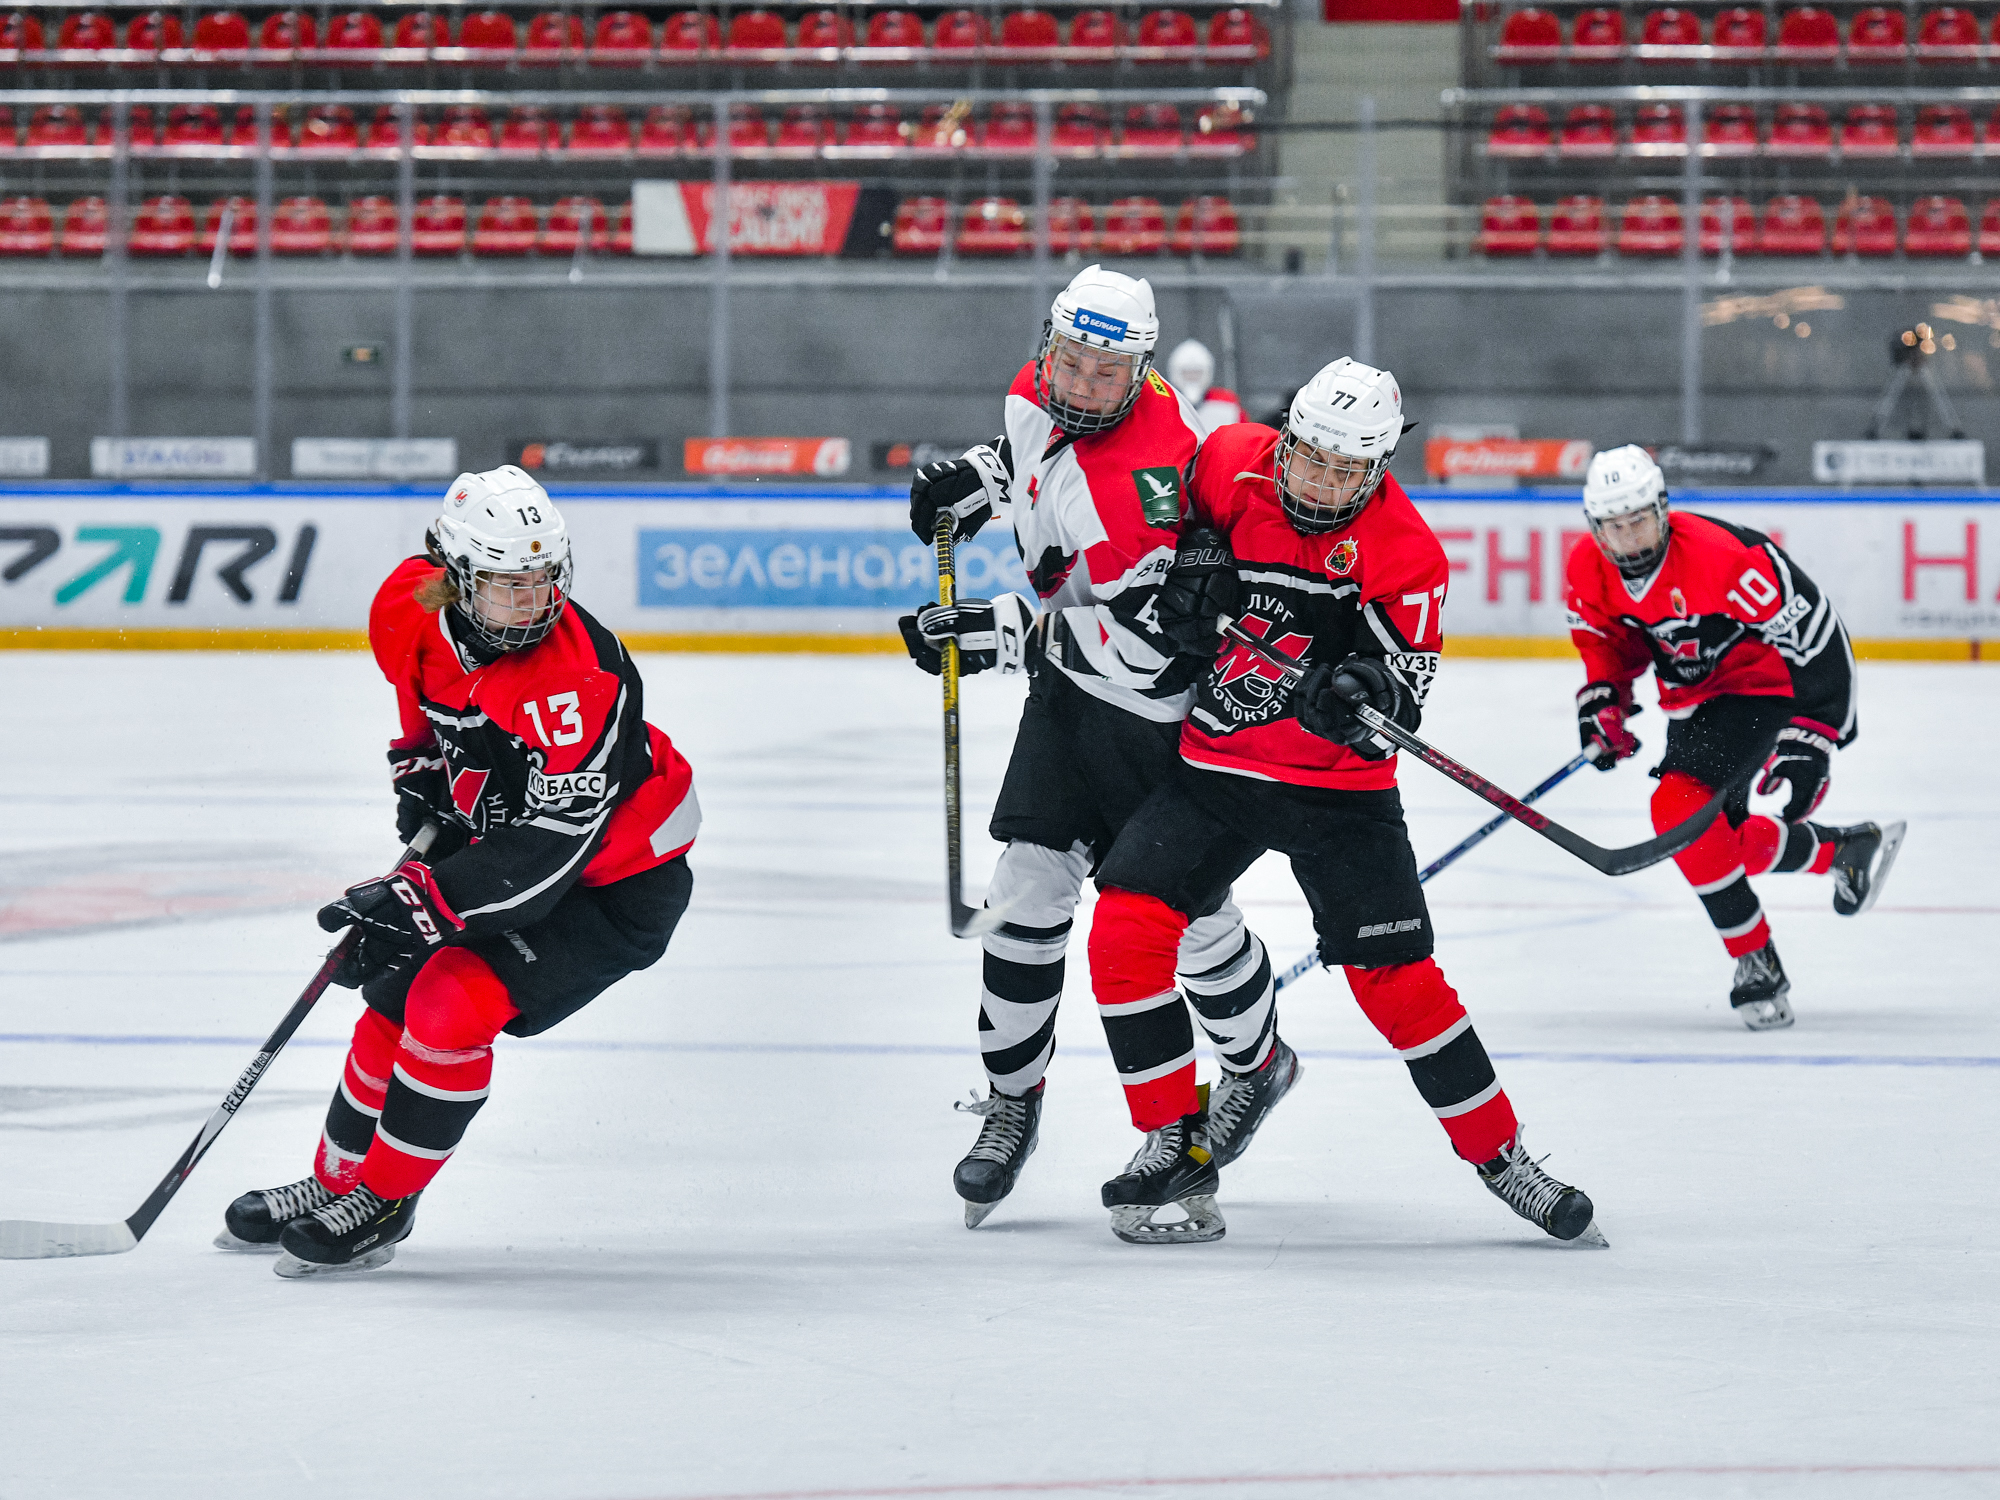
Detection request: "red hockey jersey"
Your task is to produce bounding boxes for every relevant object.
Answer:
[371,557,699,938]
[1565,512,1856,739]
[1178,423,1448,790]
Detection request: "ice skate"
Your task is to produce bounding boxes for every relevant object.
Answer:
[1198,1035,1301,1168]
[1477,1130,1605,1246]
[274,1185,419,1278]
[1101,1113,1224,1245]
[1828,820,1906,917]
[952,1082,1043,1228]
[1731,941,1793,1031]
[215,1175,336,1252]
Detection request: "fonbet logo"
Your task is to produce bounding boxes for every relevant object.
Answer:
[529,767,608,805]
[1071,307,1129,343]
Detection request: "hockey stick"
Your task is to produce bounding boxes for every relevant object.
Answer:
[0,824,438,1260]
[1214,614,1735,879]
[1271,748,1601,992]
[934,516,1006,939]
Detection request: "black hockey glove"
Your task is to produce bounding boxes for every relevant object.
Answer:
[325,931,418,991]
[388,737,455,848]
[1156,526,1240,656]
[908,441,1010,544]
[317,859,466,957]
[1293,655,1415,760]
[899,594,1039,677]
[1757,716,1836,820]
[1575,680,1642,769]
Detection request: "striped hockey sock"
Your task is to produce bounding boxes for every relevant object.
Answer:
[1345,959,1519,1165]
[1654,771,1769,957]
[314,1005,401,1193]
[1740,814,1839,877]
[975,841,1091,1096]
[1178,922,1275,1075]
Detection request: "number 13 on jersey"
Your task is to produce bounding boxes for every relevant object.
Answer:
[523,692,585,747]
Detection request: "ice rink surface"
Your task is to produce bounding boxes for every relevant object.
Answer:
[2,650,1996,1500]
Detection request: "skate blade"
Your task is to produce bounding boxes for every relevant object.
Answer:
[1849,820,1907,917]
[273,1244,397,1279]
[963,1198,999,1230]
[1563,1220,1610,1249]
[1108,1195,1226,1246]
[213,1228,283,1253]
[1737,996,1795,1031]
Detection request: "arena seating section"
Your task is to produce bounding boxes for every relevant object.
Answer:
[1462,1,1997,260]
[0,3,1276,261]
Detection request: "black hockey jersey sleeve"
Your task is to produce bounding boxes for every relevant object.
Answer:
[1722,522,1859,743]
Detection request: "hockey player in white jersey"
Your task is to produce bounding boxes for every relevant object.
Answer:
[899,266,1299,1232]
[1165,338,1247,434]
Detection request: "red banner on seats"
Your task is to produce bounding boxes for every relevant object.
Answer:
[682,181,860,256]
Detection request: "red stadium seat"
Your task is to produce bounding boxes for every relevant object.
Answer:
[394,10,450,51]
[411,195,467,255]
[1846,5,1906,59]
[911,104,968,151]
[1757,194,1826,254]
[608,201,634,255]
[297,104,358,152]
[1048,197,1095,254]
[981,101,1037,152]
[1630,103,1687,156]
[959,196,1029,255]
[344,195,400,254]
[127,105,160,147]
[1172,196,1240,256]
[60,196,108,257]
[124,10,185,52]
[726,9,788,51]
[590,10,654,60]
[472,196,538,256]
[1700,196,1755,254]
[437,106,494,151]
[1904,195,1970,256]
[661,10,721,52]
[227,106,273,148]
[193,9,250,54]
[320,11,383,55]
[541,196,609,255]
[1767,103,1832,157]
[1100,196,1166,255]
[257,9,314,54]
[1477,194,1540,256]
[1496,7,1561,60]
[1710,6,1767,54]
[1617,194,1683,255]
[130,195,197,256]
[1980,199,2000,257]
[1839,104,1900,158]
[363,106,432,149]
[1054,102,1110,151]
[164,104,222,146]
[1569,7,1625,58]
[1833,196,1897,255]
[1916,6,1981,57]
[1639,7,1702,58]
[1191,101,1253,154]
[1121,104,1183,154]
[1775,6,1839,59]
[1068,9,1122,48]
[0,195,53,256]
[457,10,517,55]
[932,9,988,49]
[865,10,925,48]
[892,196,949,255]
[728,106,771,153]
[1558,104,1618,158]
[1547,195,1607,255]
[198,196,258,255]
[1205,7,1267,52]
[844,103,902,148]
[499,107,553,154]
[28,105,91,147]
[1000,9,1060,47]
[637,105,696,155]
[1137,8,1198,52]
[270,195,332,254]
[0,10,45,49]
[775,106,829,154]
[1913,104,1976,156]
[797,9,853,47]
[569,105,630,154]
[1704,104,1759,156]
[57,11,116,51]
[522,11,582,60]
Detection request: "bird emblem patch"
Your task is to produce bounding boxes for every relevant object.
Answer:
[1326,539,1360,576]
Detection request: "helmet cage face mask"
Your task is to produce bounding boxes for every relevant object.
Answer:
[1034,320,1152,436]
[457,556,574,653]
[1588,496,1670,579]
[1276,427,1387,534]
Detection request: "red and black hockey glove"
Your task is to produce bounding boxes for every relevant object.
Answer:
[388,736,450,845]
[1575,680,1642,769]
[317,859,465,969]
[908,442,1009,544]
[1156,526,1240,656]
[1294,655,1415,760]
[1757,717,1836,820]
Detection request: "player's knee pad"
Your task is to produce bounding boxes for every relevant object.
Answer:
[1177,898,1251,977]
[403,947,518,1057]
[985,839,1092,933]
[1089,887,1189,1007]
[1653,770,1744,885]
[1343,958,1464,1053]
[348,1004,403,1082]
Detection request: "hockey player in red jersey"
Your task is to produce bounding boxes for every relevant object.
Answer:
[218,466,698,1275]
[1086,357,1602,1247]
[899,266,1298,1230]
[1565,445,1903,1031]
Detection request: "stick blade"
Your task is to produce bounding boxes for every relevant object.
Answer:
[0,1219,139,1260]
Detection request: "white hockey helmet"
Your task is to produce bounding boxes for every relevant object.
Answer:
[1276,357,1405,534]
[428,464,573,653]
[1582,444,1671,578]
[1034,264,1161,435]
[1165,338,1215,405]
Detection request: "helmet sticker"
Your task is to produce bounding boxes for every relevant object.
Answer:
[1326,538,1360,576]
[1071,307,1129,342]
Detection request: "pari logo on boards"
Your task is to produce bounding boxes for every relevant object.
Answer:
[0,523,318,607]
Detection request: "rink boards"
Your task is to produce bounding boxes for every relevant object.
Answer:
[0,483,1997,655]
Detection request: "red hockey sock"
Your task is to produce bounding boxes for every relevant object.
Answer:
[1809,839,1836,875]
[315,1006,401,1192]
[359,948,519,1200]
[1654,771,1770,957]
[1345,960,1519,1165]
[1739,815,1784,877]
[1089,887,1199,1131]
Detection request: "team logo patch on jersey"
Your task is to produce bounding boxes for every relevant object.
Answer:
[1670,586,1688,617]
[1326,539,1360,576]
[1071,307,1129,342]
[449,766,490,818]
[529,767,608,804]
[1132,466,1183,528]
